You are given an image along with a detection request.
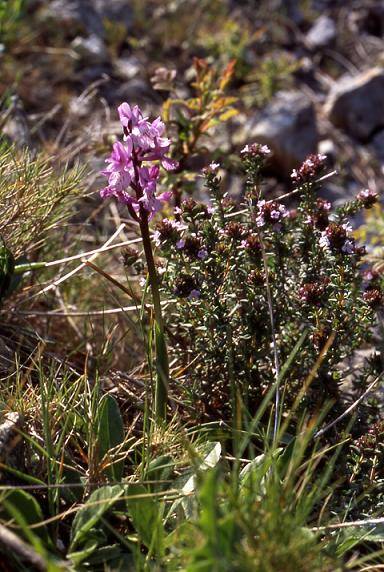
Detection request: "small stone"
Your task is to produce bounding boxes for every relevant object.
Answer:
[68,94,95,119]
[0,337,16,376]
[245,91,318,175]
[71,34,109,64]
[226,175,243,202]
[311,0,341,9]
[320,183,353,205]
[151,67,177,91]
[114,56,141,81]
[306,15,336,49]
[325,68,384,141]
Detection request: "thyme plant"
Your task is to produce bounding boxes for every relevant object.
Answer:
[155,147,382,425]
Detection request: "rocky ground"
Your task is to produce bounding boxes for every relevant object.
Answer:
[1,0,384,205]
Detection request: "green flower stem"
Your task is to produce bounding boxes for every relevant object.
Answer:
[139,207,169,423]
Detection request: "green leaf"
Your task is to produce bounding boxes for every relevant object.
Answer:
[0,463,46,486]
[336,525,384,556]
[0,238,14,301]
[239,449,282,497]
[69,485,124,551]
[186,468,235,572]
[60,465,84,504]
[126,483,163,554]
[2,494,63,570]
[97,395,125,482]
[166,442,221,521]
[145,454,174,492]
[68,541,99,566]
[83,544,134,567]
[3,489,52,548]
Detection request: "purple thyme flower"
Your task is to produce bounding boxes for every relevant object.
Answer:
[100,102,178,218]
[197,249,208,260]
[291,154,326,185]
[203,162,220,177]
[299,281,328,306]
[362,268,380,287]
[341,239,356,255]
[176,238,186,249]
[188,289,201,300]
[363,288,383,309]
[319,222,356,255]
[256,200,288,230]
[153,218,183,247]
[241,234,262,259]
[357,188,378,208]
[241,143,271,157]
[176,234,206,259]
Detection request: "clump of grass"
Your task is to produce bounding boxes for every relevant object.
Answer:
[0,141,84,257]
[1,354,383,571]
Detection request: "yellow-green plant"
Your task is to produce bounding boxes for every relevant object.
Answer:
[355,202,384,273]
[0,0,25,49]
[244,53,300,106]
[162,58,238,206]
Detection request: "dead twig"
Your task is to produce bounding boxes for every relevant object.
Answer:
[225,171,338,220]
[314,374,382,439]
[31,223,126,299]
